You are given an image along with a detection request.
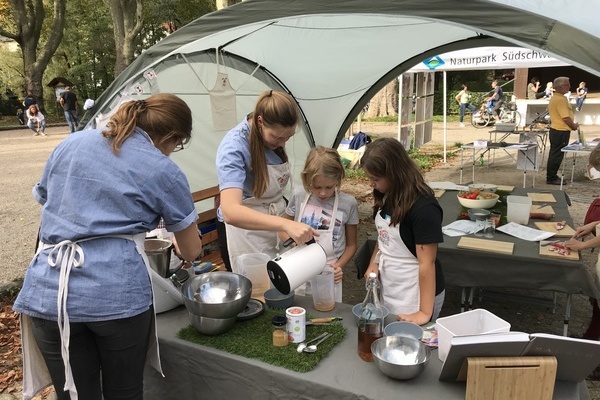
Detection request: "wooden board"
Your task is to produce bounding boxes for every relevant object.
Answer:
[433,189,445,199]
[534,222,576,237]
[538,242,580,261]
[529,205,555,218]
[496,185,514,192]
[527,193,557,203]
[457,237,514,255]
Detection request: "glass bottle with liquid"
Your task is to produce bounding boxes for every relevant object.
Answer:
[357,272,384,362]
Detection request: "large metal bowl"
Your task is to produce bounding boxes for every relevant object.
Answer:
[181,271,252,318]
[187,312,237,335]
[371,336,431,380]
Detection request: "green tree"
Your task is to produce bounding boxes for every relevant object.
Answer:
[0,0,67,111]
[107,0,143,76]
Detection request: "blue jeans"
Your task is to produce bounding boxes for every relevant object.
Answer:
[27,119,46,134]
[459,103,477,122]
[576,97,585,110]
[30,307,152,400]
[64,110,79,133]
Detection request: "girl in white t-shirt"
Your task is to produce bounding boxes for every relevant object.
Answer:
[26,104,46,136]
[281,146,359,301]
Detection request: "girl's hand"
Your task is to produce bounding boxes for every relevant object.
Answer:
[398,311,430,326]
[284,220,318,245]
[330,264,343,284]
[364,263,378,279]
[564,238,586,251]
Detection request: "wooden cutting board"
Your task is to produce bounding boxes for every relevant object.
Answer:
[496,185,514,192]
[528,193,557,203]
[433,189,445,199]
[457,237,514,255]
[534,222,576,237]
[529,205,555,218]
[539,243,580,261]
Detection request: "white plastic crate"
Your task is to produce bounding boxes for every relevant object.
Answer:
[436,308,511,362]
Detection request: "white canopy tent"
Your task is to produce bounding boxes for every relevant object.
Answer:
[82,0,600,191]
[406,46,570,162]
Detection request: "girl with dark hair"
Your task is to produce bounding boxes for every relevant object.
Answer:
[13,93,203,399]
[360,138,445,325]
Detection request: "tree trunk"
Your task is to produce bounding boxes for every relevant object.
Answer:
[108,0,144,76]
[364,80,398,118]
[0,0,67,112]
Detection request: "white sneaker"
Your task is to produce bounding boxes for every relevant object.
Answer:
[33,132,39,136]
[459,123,465,127]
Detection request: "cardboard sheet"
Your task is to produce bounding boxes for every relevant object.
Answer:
[539,242,580,261]
[457,237,514,255]
[534,222,576,237]
[527,193,557,203]
[496,185,515,192]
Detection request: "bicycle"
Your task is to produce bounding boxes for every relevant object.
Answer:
[470,101,521,129]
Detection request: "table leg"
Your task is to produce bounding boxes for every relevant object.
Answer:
[468,288,475,310]
[471,149,475,184]
[570,152,576,184]
[461,288,466,313]
[563,293,572,336]
[460,148,464,184]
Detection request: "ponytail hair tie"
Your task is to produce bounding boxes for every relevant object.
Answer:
[135,99,146,111]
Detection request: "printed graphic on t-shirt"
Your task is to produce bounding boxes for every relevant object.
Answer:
[300,202,343,242]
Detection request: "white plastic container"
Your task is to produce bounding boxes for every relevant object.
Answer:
[235,253,271,301]
[149,268,184,314]
[506,195,532,225]
[436,309,511,362]
[286,306,306,343]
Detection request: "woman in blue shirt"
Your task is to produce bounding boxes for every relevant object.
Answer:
[13,93,203,400]
[216,90,315,272]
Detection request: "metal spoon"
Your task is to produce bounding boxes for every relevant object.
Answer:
[296,332,329,353]
[302,333,333,353]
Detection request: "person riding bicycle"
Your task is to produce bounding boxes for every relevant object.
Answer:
[484,80,504,123]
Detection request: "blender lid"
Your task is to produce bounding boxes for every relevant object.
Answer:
[236,298,265,321]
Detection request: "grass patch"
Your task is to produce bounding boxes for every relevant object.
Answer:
[178,307,347,373]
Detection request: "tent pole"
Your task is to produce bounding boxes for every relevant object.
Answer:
[397,75,403,143]
[443,71,447,163]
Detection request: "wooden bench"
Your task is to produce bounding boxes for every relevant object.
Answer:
[191,185,226,271]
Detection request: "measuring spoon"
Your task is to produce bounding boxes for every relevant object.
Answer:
[296,332,329,353]
[303,333,333,353]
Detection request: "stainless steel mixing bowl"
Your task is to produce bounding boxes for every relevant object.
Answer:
[181,271,252,318]
[187,312,237,335]
[371,336,431,380]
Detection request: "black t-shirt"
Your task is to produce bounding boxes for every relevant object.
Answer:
[380,195,445,295]
[60,91,77,111]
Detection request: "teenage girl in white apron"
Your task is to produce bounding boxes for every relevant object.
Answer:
[217,91,315,273]
[359,138,445,326]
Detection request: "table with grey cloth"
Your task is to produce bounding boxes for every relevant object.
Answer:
[143,296,589,400]
[355,189,598,297]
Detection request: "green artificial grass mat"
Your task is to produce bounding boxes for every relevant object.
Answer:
[178,308,347,373]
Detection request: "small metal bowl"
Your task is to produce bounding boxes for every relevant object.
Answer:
[371,336,431,380]
[468,208,491,221]
[352,303,395,326]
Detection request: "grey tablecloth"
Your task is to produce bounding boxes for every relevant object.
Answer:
[144,296,588,399]
[355,188,600,298]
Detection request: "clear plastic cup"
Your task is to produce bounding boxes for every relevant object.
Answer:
[310,265,335,312]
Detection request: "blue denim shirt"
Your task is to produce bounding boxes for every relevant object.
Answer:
[14,128,197,322]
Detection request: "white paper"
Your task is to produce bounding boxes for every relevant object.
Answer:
[496,222,555,241]
[442,220,479,237]
[428,181,469,191]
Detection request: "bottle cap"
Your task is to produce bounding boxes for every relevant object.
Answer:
[272,315,287,327]
[368,272,377,278]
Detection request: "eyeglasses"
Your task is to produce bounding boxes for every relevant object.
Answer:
[172,136,191,152]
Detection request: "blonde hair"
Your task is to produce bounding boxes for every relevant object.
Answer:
[250,90,299,198]
[360,138,433,225]
[301,146,345,192]
[28,104,39,115]
[102,93,192,154]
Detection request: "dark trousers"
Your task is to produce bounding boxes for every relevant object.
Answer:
[30,307,152,400]
[216,219,232,271]
[546,128,571,181]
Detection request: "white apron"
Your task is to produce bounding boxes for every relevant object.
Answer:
[375,210,420,316]
[209,51,237,131]
[226,162,290,271]
[21,233,163,400]
[295,192,342,302]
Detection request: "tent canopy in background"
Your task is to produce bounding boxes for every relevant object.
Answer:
[82,0,600,192]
